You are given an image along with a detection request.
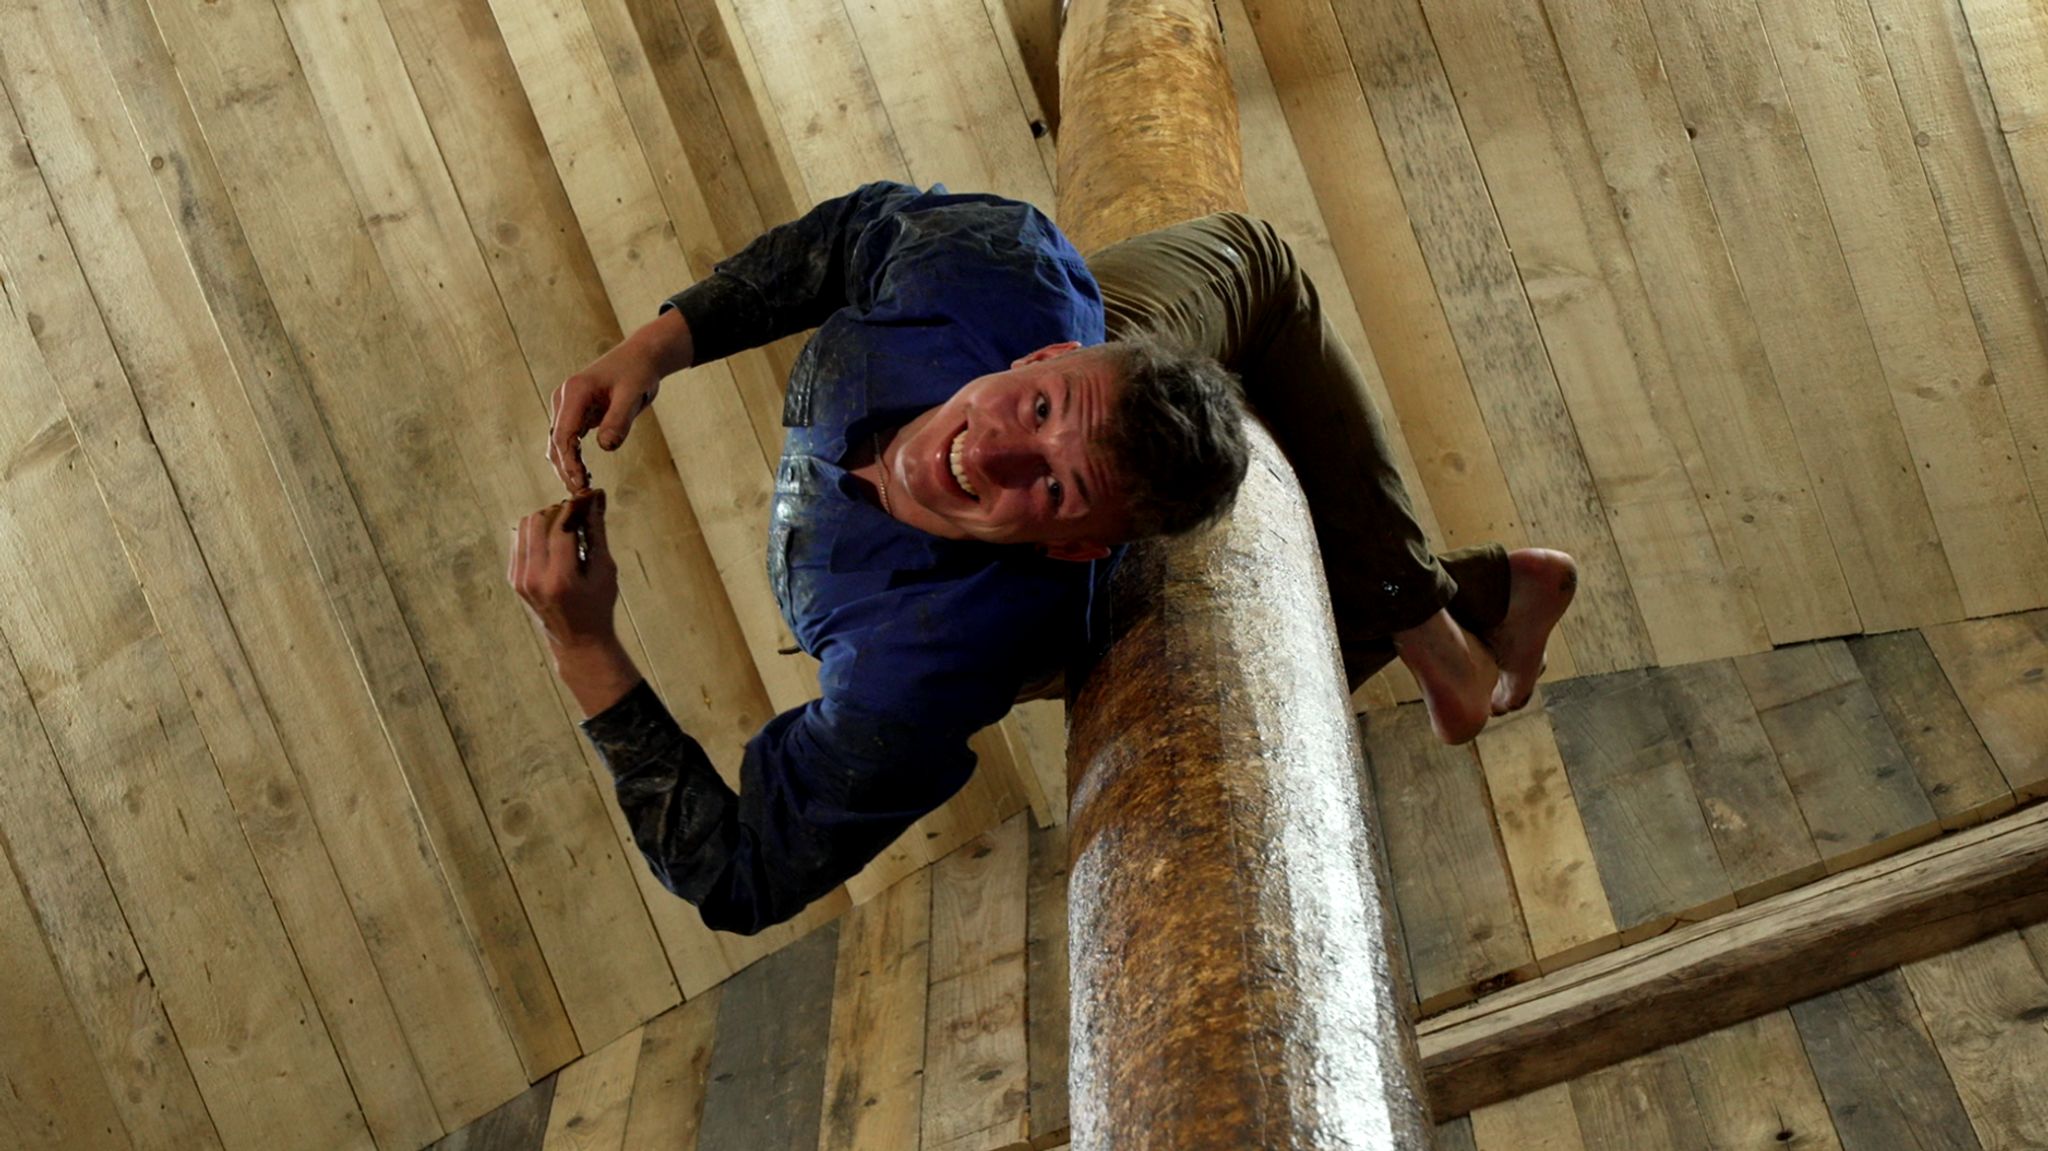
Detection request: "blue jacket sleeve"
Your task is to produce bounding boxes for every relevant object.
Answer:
[662,181,929,365]
[580,679,975,935]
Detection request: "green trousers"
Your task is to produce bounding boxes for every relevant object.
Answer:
[1087,213,1509,687]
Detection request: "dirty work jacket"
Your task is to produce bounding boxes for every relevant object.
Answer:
[580,182,1105,934]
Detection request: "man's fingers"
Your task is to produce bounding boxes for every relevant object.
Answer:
[595,404,634,452]
[549,380,595,492]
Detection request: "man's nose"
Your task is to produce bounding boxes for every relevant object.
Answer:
[970,434,1042,490]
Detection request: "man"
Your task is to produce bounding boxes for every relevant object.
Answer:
[510,182,1574,934]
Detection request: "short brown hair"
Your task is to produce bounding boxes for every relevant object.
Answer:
[1095,333,1249,538]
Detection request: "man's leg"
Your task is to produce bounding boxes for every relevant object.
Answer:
[1086,213,1570,741]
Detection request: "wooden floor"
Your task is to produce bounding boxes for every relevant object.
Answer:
[5,0,2048,1147]
[1366,608,2048,1016]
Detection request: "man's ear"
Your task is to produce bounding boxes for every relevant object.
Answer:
[1041,539,1112,563]
[1011,341,1083,370]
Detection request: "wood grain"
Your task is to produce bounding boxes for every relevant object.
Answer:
[1417,799,2048,1119]
[1789,970,1984,1151]
[622,991,721,1151]
[542,1026,641,1151]
[1637,0,1960,632]
[1568,1050,1709,1151]
[697,922,840,1151]
[1545,671,1735,944]
[1924,610,2048,800]
[820,870,931,1151]
[1673,1012,1842,1150]
[0,23,447,1143]
[1543,0,1859,646]
[1849,629,2014,830]
[1653,661,1822,903]
[1473,706,1619,972]
[923,813,1032,1150]
[431,1077,559,1151]
[0,838,133,1151]
[1025,818,1070,1140]
[1470,1083,1586,1151]
[1902,932,2048,1149]
[1367,704,1537,1012]
[1760,0,2048,618]
[1736,642,1939,873]
[1420,0,1766,667]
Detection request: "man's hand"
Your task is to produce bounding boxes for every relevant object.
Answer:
[549,310,695,493]
[509,491,642,716]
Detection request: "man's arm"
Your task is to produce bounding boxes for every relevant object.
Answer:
[547,181,929,492]
[508,489,974,935]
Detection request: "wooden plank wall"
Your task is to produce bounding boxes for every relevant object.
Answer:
[3,0,2047,1147]
[1367,608,2047,1014]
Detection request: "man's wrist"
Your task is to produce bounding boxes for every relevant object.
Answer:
[550,634,643,718]
[635,308,695,378]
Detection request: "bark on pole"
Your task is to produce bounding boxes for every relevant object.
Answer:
[1057,1,1433,1147]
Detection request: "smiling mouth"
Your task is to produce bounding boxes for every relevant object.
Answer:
[948,428,978,498]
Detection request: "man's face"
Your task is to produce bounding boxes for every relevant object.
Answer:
[887,342,1131,559]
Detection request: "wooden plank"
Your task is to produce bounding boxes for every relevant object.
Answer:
[0,295,369,1151]
[1239,0,1540,614]
[1737,643,1941,873]
[1759,0,2048,618]
[542,1026,643,1151]
[923,813,1032,1151]
[1415,0,1771,667]
[1330,0,1650,676]
[1957,0,2048,258]
[0,27,450,1146]
[819,869,930,1151]
[697,921,840,1151]
[79,0,581,1081]
[1470,1084,1586,1151]
[1924,610,2048,801]
[374,0,753,998]
[1364,704,1536,1012]
[1636,0,1961,633]
[1472,706,1619,973]
[1545,672,1735,944]
[1788,971,1984,1151]
[1542,0,1859,646]
[671,0,807,227]
[1220,0,1442,548]
[1025,818,1070,1141]
[840,0,1056,208]
[621,990,720,1151]
[29,0,546,1116]
[1674,1012,1843,1150]
[1902,932,2048,1148]
[273,0,683,1052]
[575,0,790,462]
[1907,0,2048,523]
[0,837,133,1151]
[1415,798,2048,1120]
[1652,661,1823,903]
[1569,1051,1710,1151]
[430,1077,559,1151]
[1849,630,2015,830]
[0,627,223,1151]
[721,0,908,207]
[1434,1116,1478,1151]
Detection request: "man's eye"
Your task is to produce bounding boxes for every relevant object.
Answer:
[1035,395,1051,422]
[1048,478,1063,509]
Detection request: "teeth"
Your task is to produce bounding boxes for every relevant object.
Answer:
[949,430,977,497]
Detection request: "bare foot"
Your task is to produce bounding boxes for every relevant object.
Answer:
[1485,548,1577,715]
[1392,609,1499,745]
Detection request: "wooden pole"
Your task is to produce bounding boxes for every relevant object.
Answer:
[1057,2,1433,1147]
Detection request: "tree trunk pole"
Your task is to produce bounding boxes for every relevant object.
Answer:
[1056,2,1433,1147]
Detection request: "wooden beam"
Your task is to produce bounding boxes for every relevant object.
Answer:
[1418,799,2048,1120]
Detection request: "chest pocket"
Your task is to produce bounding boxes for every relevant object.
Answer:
[769,454,832,640]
